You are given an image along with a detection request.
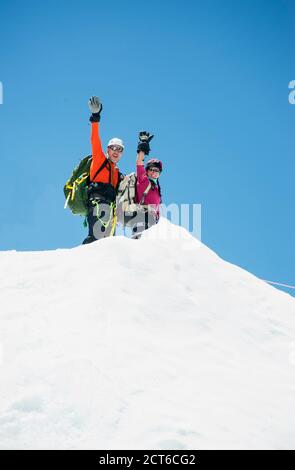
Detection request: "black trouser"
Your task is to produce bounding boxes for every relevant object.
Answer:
[82,183,116,245]
[124,208,158,239]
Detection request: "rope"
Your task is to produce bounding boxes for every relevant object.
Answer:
[92,200,116,231]
[263,279,295,290]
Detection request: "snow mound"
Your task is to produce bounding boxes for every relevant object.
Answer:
[0,218,295,449]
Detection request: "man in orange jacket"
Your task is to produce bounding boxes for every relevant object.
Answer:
[83,96,124,244]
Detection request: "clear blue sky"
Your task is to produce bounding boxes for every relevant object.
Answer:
[0,0,294,295]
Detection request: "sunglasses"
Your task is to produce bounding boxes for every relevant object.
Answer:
[148,167,160,173]
[108,145,123,152]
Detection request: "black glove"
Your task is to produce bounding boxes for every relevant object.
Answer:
[88,96,103,122]
[139,131,154,143]
[137,131,154,155]
[137,141,150,154]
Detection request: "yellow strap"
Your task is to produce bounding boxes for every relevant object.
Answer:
[71,182,76,200]
[64,192,71,209]
[66,173,89,191]
[64,173,89,208]
[110,205,117,236]
[76,172,89,184]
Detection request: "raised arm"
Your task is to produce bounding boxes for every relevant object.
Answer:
[91,122,104,161]
[136,161,149,183]
[136,141,148,183]
[136,131,154,165]
[88,96,106,180]
[136,131,154,182]
[136,150,145,166]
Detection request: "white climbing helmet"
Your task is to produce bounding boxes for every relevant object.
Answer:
[107,137,124,149]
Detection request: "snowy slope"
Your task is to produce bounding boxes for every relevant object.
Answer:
[0,219,295,450]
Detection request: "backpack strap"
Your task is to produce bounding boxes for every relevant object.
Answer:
[94,158,119,187]
[92,158,109,182]
[117,173,134,204]
[157,180,162,203]
[140,182,152,205]
[108,160,112,184]
[116,172,124,193]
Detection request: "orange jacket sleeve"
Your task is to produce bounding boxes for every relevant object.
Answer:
[90,122,107,181]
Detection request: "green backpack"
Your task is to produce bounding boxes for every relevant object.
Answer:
[64,155,111,216]
[64,155,92,216]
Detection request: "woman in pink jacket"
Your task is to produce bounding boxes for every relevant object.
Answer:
[131,131,163,239]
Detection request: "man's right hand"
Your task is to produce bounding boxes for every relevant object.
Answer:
[88,96,103,122]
